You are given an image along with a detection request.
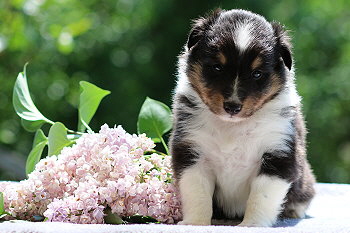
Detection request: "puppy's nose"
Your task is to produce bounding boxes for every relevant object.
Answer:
[223,101,242,115]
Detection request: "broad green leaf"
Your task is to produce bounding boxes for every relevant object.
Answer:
[21,118,46,132]
[13,65,53,131]
[0,192,4,215]
[26,141,47,175]
[48,122,73,156]
[152,138,161,143]
[137,97,172,140]
[26,129,48,176]
[32,129,47,146]
[78,81,110,132]
[104,208,123,224]
[123,215,159,224]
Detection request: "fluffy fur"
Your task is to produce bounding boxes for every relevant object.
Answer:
[169,9,315,227]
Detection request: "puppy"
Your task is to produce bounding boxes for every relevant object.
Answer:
[169,9,315,227]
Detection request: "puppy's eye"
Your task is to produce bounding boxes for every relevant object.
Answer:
[251,70,263,80]
[212,64,223,73]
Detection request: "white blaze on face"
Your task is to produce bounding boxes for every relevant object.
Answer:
[226,22,253,104]
[230,77,241,104]
[234,23,252,53]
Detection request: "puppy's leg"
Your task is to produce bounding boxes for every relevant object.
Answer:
[239,175,291,227]
[282,165,315,219]
[178,164,215,225]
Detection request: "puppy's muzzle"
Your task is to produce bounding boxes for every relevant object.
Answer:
[223,101,242,115]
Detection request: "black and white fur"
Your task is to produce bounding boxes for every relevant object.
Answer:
[170,9,315,227]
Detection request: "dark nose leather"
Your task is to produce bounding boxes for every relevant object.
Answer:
[223,102,242,115]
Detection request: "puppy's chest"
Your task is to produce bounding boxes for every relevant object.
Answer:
[192,120,265,172]
[188,113,292,193]
[187,116,287,217]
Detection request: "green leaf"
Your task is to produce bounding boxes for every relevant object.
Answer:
[31,215,45,222]
[137,97,172,140]
[0,192,4,215]
[26,129,48,176]
[78,81,110,132]
[123,215,159,224]
[152,138,161,143]
[48,122,73,156]
[13,65,53,131]
[21,118,46,132]
[104,208,124,224]
[0,192,10,219]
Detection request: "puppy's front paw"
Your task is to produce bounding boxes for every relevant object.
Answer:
[178,219,211,225]
[237,221,260,227]
[238,219,272,227]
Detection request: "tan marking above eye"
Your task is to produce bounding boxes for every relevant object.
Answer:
[251,56,263,70]
[218,52,227,65]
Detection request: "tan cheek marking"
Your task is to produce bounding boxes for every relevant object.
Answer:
[251,56,262,70]
[241,96,258,117]
[218,52,227,65]
[188,63,224,115]
[188,63,206,96]
[259,74,283,105]
[203,90,224,114]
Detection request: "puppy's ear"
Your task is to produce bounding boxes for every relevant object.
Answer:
[272,22,292,70]
[187,19,206,49]
[187,9,222,50]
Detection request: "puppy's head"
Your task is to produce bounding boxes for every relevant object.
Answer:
[184,9,293,122]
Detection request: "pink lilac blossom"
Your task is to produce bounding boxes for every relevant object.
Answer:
[0,124,182,224]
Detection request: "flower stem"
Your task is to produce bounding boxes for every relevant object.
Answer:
[46,120,84,135]
[160,136,169,155]
[66,129,84,135]
[147,149,168,157]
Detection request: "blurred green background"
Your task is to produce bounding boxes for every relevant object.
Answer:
[0,0,350,182]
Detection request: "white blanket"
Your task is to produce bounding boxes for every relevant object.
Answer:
[1,183,350,233]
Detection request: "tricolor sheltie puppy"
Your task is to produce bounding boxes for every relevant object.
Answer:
[170,9,315,227]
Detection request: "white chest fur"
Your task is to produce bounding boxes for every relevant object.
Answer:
[181,92,295,218]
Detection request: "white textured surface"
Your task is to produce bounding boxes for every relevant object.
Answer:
[1,183,350,233]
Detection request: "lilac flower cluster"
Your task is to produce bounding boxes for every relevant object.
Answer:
[0,124,182,224]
